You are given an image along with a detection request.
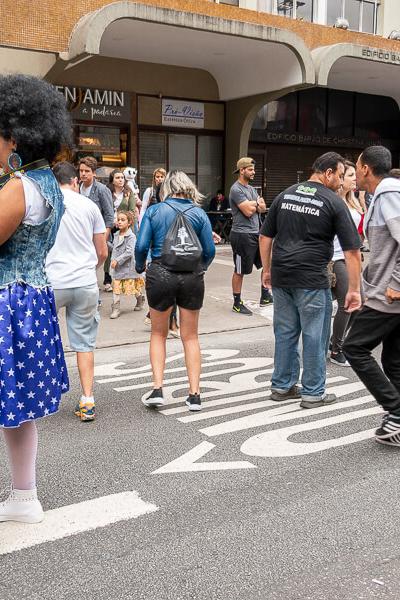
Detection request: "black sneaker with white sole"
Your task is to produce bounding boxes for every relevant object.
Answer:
[232,302,253,316]
[375,413,400,443]
[185,393,202,412]
[142,388,165,408]
[330,352,350,367]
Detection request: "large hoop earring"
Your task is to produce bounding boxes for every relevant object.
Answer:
[7,151,23,171]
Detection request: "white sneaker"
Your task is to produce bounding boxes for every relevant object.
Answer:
[104,283,113,292]
[0,488,44,524]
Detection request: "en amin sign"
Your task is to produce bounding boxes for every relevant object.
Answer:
[56,85,131,123]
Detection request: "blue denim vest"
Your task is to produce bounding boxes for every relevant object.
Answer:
[0,167,64,288]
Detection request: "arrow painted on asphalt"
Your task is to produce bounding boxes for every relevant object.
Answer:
[152,441,256,474]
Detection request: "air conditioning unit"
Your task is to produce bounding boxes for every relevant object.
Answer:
[334,17,349,29]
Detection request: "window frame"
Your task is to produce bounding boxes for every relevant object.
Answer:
[328,0,380,33]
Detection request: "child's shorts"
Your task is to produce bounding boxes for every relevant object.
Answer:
[112,278,145,296]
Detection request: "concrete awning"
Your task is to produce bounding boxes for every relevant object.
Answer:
[313,43,400,105]
[62,1,315,101]
[0,47,56,77]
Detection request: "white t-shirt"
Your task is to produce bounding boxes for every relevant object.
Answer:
[333,206,362,261]
[46,188,106,289]
[80,183,93,198]
[139,187,152,225]
[114,191,124,210]
[15,173,51,225]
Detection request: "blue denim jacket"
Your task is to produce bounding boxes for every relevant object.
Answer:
[0,167,64,288]
[135,197,216,273]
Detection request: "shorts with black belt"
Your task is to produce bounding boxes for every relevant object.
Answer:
[230,231,262,275]
[146,260,205,311]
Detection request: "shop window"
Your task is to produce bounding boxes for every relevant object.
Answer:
[252,93,297,133]
[138,130,223,200]
[327,90,354,137]
[355,94,400,140]
[138,131,167,192]
[298,88,327,135]
[74,125,127,167]
[198,136,223,203]
[169,134,196,179]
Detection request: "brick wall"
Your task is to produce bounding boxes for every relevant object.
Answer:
[2,0,400,54]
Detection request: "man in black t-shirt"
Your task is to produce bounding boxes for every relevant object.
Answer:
[259,152,362,409]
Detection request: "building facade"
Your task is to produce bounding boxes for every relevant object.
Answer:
[2,0,400,201]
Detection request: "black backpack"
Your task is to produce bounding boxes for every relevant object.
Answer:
[161,202,203,272]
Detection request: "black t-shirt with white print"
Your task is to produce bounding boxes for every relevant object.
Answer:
[260,181,361,289]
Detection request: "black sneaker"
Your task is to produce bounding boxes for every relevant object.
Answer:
[270,385,301,402]
[142,388,165,408]
[300,394,337,409]
[185,393,201,412]
[375,413,400,442]
[260,290,273,306]
[330,352,350,367]
[232,301,253,316]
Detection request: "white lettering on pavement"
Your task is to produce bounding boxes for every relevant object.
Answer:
[153,441,256,474]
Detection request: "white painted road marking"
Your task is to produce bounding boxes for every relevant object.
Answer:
[176,376,347,422]
[0,491,158,556]
[153,441,256,474]
[241,407,380,457]
[200,387,371,437]
[94,348,379,465]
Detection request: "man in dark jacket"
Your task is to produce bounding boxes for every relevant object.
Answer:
[79,156,114,233]
[79,156,114,289]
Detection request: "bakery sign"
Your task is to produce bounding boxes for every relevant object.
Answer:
[55,85,131,122]
[162,99,204,128]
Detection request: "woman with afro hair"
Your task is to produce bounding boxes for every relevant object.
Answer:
[0,75,72,523]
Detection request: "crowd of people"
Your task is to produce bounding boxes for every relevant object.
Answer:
[0,74,400,526]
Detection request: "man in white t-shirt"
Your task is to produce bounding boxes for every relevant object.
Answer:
[46,162,108,421]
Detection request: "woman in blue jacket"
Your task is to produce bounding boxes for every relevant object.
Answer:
[135,170,215,412]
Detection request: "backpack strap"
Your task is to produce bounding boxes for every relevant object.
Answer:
[164,200,195,215]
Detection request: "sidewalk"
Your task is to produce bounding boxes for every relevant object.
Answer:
[58,245,272,351]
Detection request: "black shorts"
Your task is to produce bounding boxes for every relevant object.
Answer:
[230,231,262,275]
[146,261,205,311]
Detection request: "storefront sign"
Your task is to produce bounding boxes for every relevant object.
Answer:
[55,85,131,123]
[250,130,392,149]
[162,99,204,128]
[361,47,400,65]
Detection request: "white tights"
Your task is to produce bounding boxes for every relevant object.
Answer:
[2,421,38,490]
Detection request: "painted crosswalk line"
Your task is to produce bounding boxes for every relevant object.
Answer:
[95,348,379,465]
[0,491,158,556]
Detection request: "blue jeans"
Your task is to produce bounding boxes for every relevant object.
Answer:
[271,287,332,398]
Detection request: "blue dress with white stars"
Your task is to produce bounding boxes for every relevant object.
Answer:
[0,165,69,428]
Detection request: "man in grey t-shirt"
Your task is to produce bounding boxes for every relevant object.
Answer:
[229,157,270,315]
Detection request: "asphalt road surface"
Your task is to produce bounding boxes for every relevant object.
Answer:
[1,327,399,600]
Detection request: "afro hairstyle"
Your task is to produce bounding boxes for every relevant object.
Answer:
[0,75,72,165]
